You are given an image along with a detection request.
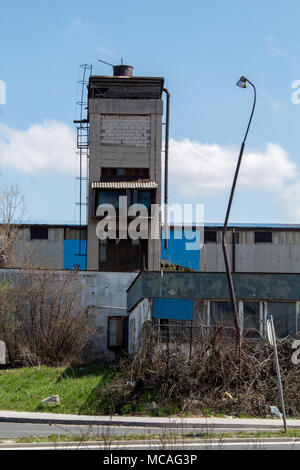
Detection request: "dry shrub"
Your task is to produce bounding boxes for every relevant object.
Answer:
[0,183,27,268]
[102,323,300,417]
[0,280,20,363]
[0,270,95,366]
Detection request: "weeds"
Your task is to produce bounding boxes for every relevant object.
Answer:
[99,323,300,417]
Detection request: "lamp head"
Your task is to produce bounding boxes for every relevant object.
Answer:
[236,76,247,88]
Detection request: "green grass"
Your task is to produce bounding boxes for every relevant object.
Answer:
[0,364,115,415]
[2,429,299,445]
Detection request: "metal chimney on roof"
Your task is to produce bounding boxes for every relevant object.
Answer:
[113,65,134,77]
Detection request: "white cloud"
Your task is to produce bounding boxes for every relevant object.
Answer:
[281,182,300,222]
[168,138,298,197]
[1,120,300,221]
[0,120,76,174]
[95,45,115,58]
[266,35,288,57]
[261,91,281,111]
[68,18,89,33]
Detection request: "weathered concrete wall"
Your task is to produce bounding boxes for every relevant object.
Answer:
[87,95,163,272]
[76,271,137,361]
[127,271,300,312]
[128,298,151,355]
[0,269,138,362]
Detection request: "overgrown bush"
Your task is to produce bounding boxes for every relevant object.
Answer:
[100,324,300,417]
[0,270,95,366]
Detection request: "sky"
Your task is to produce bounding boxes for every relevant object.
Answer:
[1,0,300,224]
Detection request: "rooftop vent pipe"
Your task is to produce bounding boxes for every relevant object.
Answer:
[97,60,134,77]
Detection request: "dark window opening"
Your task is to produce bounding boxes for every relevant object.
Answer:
[30,227,48,240]
[96,189,153,214]
[255,231,272,243]
[154,319,193,344]
[99,88,109,95]
[210,301,235,330]
[268,302,296,338]
[97,190,127,209]
[99,238,148,271]
[101,168,149,178]
[244,302,261,339]
[107,316,123,349]
[204,230,217,243]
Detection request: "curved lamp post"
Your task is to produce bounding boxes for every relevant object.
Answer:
[222,76,256,352]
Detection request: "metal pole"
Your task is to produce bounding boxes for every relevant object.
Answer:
[222,78,256,353]
[162,88,170,250]
[270,315,287,432]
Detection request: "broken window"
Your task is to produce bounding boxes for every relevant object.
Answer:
[255,231,272,243]
[267,302,296,338]
[210,301,235,328]
[243,302,261,339]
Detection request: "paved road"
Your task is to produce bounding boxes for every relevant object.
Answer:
[0,439,299,450]
[0,422,288,439]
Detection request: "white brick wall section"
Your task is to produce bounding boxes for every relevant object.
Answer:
[100,114,151,147]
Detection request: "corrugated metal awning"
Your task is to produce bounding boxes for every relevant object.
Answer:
[91,179,158,189]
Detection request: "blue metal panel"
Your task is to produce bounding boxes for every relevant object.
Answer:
[153,297,194,320]
[63,240,87,270]
[161,228,200,271]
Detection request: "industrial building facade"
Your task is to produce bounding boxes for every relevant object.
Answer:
[1,66,300,361]
[8,222,300,274]
[86,69,163,272]
[127,272,300,354]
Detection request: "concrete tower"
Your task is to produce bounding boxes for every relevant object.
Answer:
[87,65,164,271]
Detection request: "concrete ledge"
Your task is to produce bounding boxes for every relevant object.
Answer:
[0,411,299,429]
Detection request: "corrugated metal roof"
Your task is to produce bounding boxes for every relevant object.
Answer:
[91,180,158,189]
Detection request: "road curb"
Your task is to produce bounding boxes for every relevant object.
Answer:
[0,413,300,429]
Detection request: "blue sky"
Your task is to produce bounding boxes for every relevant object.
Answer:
[1,0,300,224]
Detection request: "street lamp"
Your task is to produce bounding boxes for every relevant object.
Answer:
[222,75,256,352]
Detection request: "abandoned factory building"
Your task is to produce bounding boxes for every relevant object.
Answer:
[1,65,300,361]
